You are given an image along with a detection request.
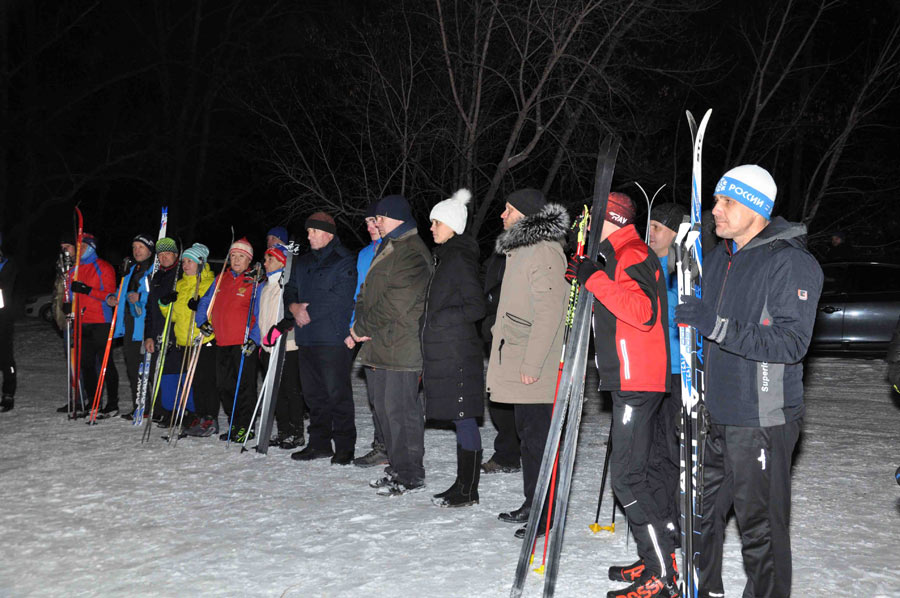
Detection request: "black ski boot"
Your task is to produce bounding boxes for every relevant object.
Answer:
[0,395,13,412]
[433,447,481,507]
[607,571,679,598]
[608,559,645,583]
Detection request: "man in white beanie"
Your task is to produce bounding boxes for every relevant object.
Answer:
[675,164,823,598]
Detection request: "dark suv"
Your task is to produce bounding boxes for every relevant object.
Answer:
[810,262,900,355]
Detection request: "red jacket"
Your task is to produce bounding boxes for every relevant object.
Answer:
[207,269,258,347]
[585,225,669,392]
[67,257,116,325]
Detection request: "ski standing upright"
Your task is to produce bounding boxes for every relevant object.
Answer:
[510,136,619,598]
[674,108,712,598]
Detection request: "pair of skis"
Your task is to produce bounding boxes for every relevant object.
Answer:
[243,242,299,454]
[675,108,711,598]
[87,207,168,425]
[510,136,619,598]
[67,207,85,419]
[133,209,170,422]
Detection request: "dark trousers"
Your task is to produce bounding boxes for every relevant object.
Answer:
[647,374,682,530]
[354,343,383,448]
[610,390,675,578]
[260,349,305,437]
[0,315,15,397]
[699,421,800,598]
[80,323,118,407]
[513,403,553,506]
[121,313,144,410]
[215,344,257,429]
[365,367,423,485]
[489,399,520,466]
[165,343,216,417]
[297,345,355,453]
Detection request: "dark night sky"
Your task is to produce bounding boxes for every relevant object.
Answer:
[2,0,898,295]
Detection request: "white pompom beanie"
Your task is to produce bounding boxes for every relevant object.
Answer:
[429,188,471,235]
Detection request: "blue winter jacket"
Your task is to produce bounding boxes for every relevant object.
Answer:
[350,238,381,327]
[113,260,152,341]
[283,237,357,347]
[659,255,680,375]
[699,217,823,427]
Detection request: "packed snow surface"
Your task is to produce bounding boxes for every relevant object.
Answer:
[1,319,898,597]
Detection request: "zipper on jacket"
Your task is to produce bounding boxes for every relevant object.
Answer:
[498,338,505,365]
[619,339,631,380]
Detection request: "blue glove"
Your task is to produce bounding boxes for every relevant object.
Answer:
[674,295,717,338]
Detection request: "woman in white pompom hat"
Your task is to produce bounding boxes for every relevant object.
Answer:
[423,189,487,507]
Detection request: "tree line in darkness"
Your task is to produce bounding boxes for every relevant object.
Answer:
[2,0,898,293]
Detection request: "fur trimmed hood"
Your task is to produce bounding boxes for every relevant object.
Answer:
[495,203,570,254]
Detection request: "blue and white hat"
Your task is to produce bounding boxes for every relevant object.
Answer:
[714,165,777,220]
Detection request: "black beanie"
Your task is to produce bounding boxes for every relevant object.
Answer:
[650,202,687,232]
[375,195,413,222]
[133,233,156,252]
[507,188,547,217]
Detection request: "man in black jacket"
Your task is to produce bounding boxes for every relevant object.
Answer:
[675,164,823,598]
[285,212,358,465]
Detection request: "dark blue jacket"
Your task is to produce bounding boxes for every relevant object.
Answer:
[700,216,823,427]
[283,237,356,347]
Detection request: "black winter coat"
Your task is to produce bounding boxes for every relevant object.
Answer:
[421,234,487,421]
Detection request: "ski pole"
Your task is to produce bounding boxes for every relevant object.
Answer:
[88,279,126,424]
[226,262,261,445]
[589,419,615,533]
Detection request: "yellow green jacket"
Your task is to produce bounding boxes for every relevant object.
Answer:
[161,263,216,346]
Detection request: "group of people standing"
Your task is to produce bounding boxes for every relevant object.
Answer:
[45,160,821,598]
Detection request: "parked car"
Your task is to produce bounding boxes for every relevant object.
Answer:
[23,293,53,323]
[810,262,900,355]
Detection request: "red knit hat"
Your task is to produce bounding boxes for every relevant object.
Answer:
[606,192,635,227]
[229,237,253,260]
[264,244,287,266]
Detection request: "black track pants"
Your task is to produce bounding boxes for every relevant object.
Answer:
[698,420,801,598]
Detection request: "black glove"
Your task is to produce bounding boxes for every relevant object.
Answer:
[62,302,72,315]
[674,295,717,338]
[241,339,258,356]
[71,281,92,295]
[199,321,214,336]
[564,255,602,286]
[159,291,178,306]
[186,297,200,311]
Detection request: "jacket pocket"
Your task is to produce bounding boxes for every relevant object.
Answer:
[501,312,532,346]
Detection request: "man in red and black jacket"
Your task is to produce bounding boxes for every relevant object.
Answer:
[61,233,119,415]
[567,192,676,598]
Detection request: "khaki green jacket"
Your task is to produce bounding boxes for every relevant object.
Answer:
[354,227,433,371]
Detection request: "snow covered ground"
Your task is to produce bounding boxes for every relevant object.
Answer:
[1,318,898,597]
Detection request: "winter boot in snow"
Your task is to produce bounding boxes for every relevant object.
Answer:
[0,395,13,412]
[96,403,119,419]
[433,447,481,507]
[279,433,305,450]
[481,454,520,474]
[353,443,389,467]
[432,444,462,501]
